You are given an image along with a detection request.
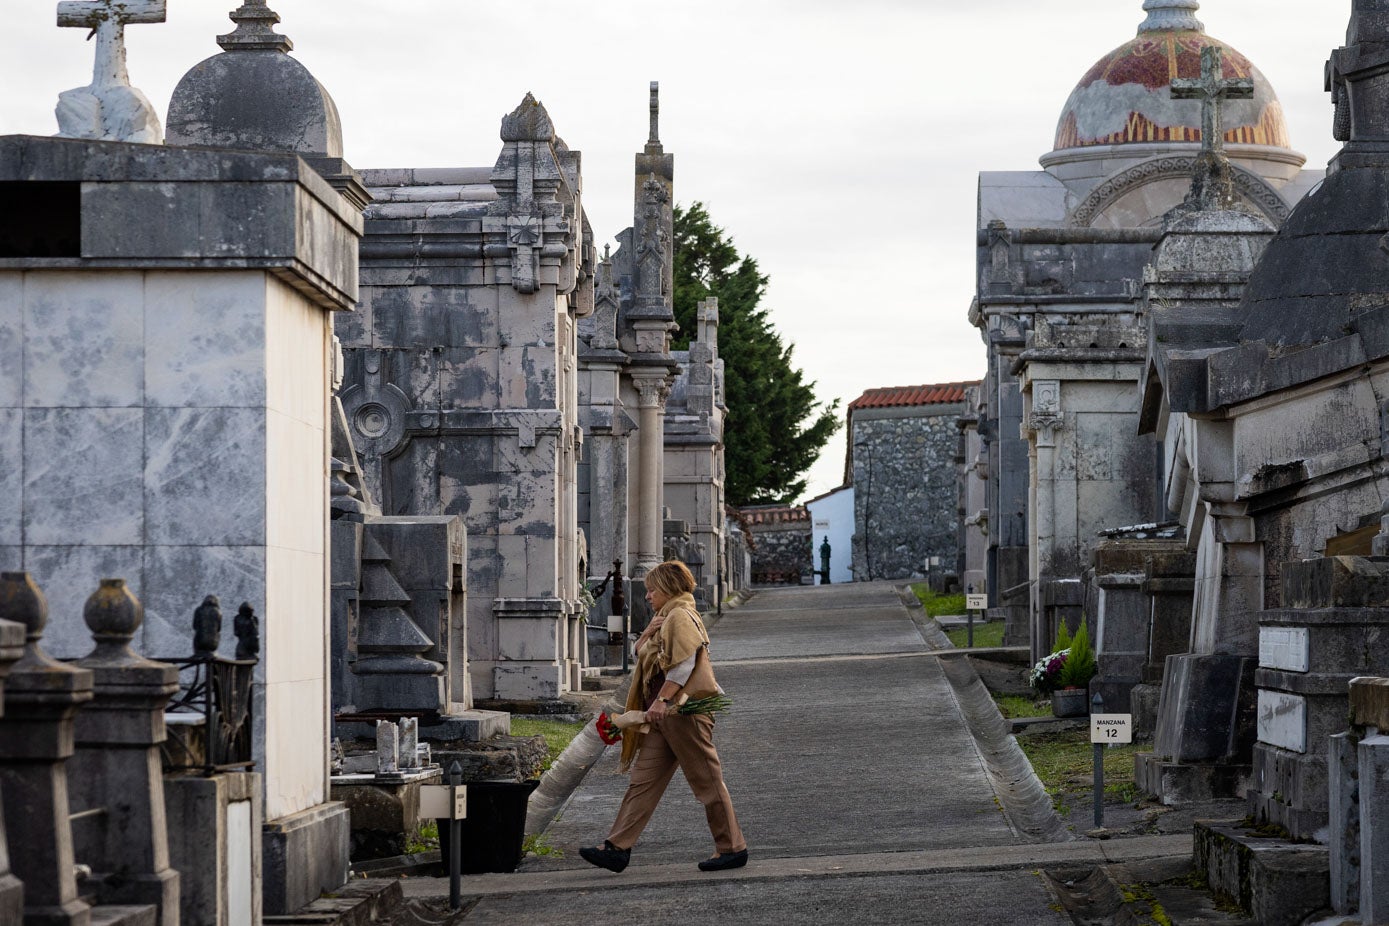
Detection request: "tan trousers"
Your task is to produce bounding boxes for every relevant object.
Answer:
[608,713,746,854]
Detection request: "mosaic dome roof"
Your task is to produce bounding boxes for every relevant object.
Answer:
[1053,0,1290,152]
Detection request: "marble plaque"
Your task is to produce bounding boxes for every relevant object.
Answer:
[1260,626,1310,672]
[1258,689,1307,753]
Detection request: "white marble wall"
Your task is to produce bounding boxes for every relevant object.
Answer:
[0,268,331,820]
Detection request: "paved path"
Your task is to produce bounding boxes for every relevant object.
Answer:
[406,582,1185,923]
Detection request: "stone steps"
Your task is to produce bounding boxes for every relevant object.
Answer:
[1045,858,1257,925]
[262,879,404,926]
[89,906,157,926]
[1194,820,1331,926]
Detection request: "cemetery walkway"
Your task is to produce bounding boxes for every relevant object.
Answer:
[405,581,1185,924]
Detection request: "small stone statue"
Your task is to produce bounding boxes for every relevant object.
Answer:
[192,595,221,656]
[234,602,260,661]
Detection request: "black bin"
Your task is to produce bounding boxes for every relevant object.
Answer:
[437,778,540,873]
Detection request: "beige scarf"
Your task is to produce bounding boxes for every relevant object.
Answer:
[619,592,709,770]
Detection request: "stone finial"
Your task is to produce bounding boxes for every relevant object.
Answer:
[219,0,293,52]
[81,578,148,666]
[649,81,661,146]
[0,572,65,671]
[1329,0,1389,148]
[234,603,260,661]
[1138,0,1204,33]
[193,595,222,657]
[55,0,166,144]
[500,92,556,144]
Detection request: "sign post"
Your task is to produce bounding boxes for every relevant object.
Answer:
[964,590,987,648]
[1089,697,1132,829]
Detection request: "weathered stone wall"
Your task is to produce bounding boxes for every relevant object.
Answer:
[740,507,811,585]
[850,405,962,581]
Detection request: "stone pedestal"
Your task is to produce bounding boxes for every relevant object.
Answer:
[164,772,262,926]
[0,573,94,926]
[68,581,180,925]
[0,615,25,924]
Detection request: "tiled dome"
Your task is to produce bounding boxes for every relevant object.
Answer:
[1053,0,1290,152]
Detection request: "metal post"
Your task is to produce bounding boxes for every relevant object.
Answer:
[967,584,975,648]
[1092,691,1105,829]
[448,760,463,910]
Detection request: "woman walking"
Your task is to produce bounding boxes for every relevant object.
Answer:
[580,560,748,873]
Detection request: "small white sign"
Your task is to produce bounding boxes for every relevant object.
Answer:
[1091,714,1133,744]
[965,593,987,611]
[420,784,468,820]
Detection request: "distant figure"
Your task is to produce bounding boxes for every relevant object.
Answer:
[192,595,221,656]
[819,536,832,584]
[234,603,260,661]
[580,560,748,874]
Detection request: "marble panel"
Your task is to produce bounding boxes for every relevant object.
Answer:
[0,410,20,545]
[0,548,18,572]
[266,410,326,555]
[23,544,144,660]
[265,278,328,426]
[24,407,143,545]
[144,272,267,409]
[0,273,21,407]
[1260,626,1310,673]
[264,546,326,687]
[141,545,266,659]
[145,407,267,546]
[262,676,327,819]
[24,271,144,408]
[1259,690,1308,753]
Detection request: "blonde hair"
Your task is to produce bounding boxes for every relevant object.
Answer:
[646,560,696,599]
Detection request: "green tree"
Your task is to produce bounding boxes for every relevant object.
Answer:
[672,202,839,505]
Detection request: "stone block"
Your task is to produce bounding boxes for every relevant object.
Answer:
[1250,742,1328,839]
[1283,556,1389,609]
[1329,732,1360,915]
[493,662,563,700]
[1134,752,1250,804]
[0,410,20,546]
[1154,653,1256,764]
[165,772,261,926]
[1352,677,1389,731]
[23,271,145,408]
[144,407,267,546]
[1360,733,1389,923]
[329,770,441,861]
[1194,820,1329,926]
[261,801,351,917]
[143,272,267,409]
[24,407,144,546]
[0,272,20,408]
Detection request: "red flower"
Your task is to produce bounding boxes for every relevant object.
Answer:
[596,712,622,746]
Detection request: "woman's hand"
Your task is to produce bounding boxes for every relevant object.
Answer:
[646,699,669,723]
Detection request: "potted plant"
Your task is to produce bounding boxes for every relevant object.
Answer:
[1029,622,1097,717]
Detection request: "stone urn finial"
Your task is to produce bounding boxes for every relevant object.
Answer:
[219,0,293,52]
[82,578,146,665]
[0,572,66,670]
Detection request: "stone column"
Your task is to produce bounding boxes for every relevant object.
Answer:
[1027,383,1063,662]
[0,615,25,923]
[0,573,94,926]
[634,377,670,576]
[68,580,179,925]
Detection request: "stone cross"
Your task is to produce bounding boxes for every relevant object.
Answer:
[648,81,660,146]
[55,0,166,143]
[57,0,165,81]
[1171,45,1253,155]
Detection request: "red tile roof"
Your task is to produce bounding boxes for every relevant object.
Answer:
[847,382,978,411]
[737,505,810,526]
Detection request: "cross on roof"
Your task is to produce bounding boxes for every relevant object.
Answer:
[1170,45,1253,154]
[57,0,166,88]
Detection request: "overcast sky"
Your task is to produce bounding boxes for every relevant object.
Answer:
[0,1,1349,501]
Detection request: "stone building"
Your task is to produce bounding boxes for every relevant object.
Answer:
[336,93,595,703]
[738,506,812,586]
[846,383,975,583]
[971,0,1320,657]
[805,485,854,584]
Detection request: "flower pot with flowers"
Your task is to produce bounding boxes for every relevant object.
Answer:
[1029,621,1097,717]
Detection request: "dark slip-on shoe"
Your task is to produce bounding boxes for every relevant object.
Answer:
[579,840,630,873]
[698,849,749,872]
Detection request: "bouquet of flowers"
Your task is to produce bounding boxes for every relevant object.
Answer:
[595,695,733,745]
[1029,648,1070,695]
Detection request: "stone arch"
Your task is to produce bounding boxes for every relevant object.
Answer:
[1068,156,1291,228]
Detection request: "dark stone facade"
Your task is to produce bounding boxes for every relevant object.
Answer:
[739,506,812,585]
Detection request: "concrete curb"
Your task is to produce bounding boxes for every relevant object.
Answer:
[399,834,1192,899]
